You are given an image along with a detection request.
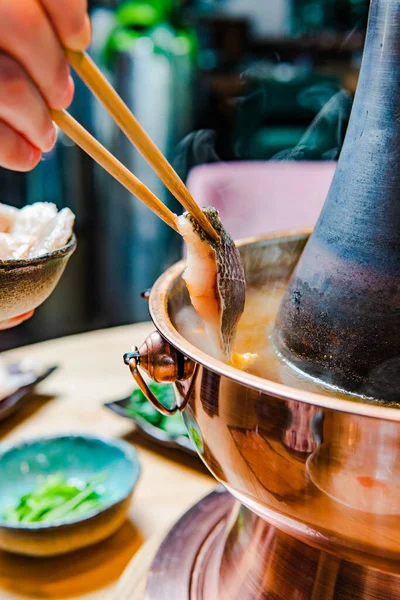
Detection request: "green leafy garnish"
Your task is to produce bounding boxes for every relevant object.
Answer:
[188,426,204,453]
[2,472,108,524]
[125,395,163,426]
[162,411,187,438]
[126,384,188,439]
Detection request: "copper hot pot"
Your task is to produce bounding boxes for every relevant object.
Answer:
[124,1,400,594]
[125,231,400,600]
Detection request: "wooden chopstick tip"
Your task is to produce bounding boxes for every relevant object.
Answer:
[197,213,219,242]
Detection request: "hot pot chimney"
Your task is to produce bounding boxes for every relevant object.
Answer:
[274,0,400,400]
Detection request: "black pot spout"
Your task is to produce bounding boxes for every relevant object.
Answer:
[274,0,400,400]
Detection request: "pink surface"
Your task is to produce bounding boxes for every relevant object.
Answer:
[186,161,336,241]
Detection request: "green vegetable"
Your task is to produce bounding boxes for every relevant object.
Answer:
[145,382,176,410]
[125,393,163,426]
[127,384,188,439]
[2,473,107,524]
[162,411,187,438]
[188,425,204,453]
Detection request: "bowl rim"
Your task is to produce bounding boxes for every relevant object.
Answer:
[0,433,141,530]
[0,234,77,270]
[149,229,400,424]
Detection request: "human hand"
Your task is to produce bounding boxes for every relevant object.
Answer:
[0,310,34,330]
[0,0,91,171]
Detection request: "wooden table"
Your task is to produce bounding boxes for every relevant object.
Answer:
[0,323,215,600]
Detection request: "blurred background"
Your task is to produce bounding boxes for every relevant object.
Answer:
[0,0,369,351]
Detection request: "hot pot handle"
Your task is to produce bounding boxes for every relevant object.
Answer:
[124,331,195,417]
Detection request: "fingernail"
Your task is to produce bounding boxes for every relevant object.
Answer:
[68,14,92,51]
[59,75,75,109]
[24,145,41,170]
[43,126,57,152]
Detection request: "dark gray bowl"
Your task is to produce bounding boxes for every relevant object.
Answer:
[0,235,77,322]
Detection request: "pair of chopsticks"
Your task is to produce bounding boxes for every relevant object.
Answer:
[51,50,218,242]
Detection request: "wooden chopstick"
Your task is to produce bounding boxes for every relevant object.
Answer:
[51,109,179,233]
[66,50,219,242]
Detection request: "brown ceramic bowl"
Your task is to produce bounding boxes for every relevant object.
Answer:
[0,235,77,323]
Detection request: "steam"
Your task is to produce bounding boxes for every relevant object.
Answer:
[231,88,267,159]
[172,130,221,183]
[172,80,353,180]
[273,90,353,161]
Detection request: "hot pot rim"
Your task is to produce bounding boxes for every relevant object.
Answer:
[149,229,400,423]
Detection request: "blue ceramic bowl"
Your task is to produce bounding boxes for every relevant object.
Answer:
[0,434,140,556]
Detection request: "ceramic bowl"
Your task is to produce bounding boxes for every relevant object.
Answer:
[0,235,77,322]
[0,434,140,556]
[0,362,57,421]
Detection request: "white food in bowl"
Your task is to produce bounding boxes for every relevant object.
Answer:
[0,204,18,233]
[0,202,75,260]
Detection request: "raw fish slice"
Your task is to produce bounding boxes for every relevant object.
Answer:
[177,207,245,360]
[28,208,75,258]
[11,202,57,238]
[0,204,18,233]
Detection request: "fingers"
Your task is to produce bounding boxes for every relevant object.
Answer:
[40,0,91,51]
[0,0,73,109]
[0,0,91,171]
[0,54,56,153]
[0,120,41,172]
[0,310,34,330]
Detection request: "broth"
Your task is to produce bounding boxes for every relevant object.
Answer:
[176,282,391,406]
